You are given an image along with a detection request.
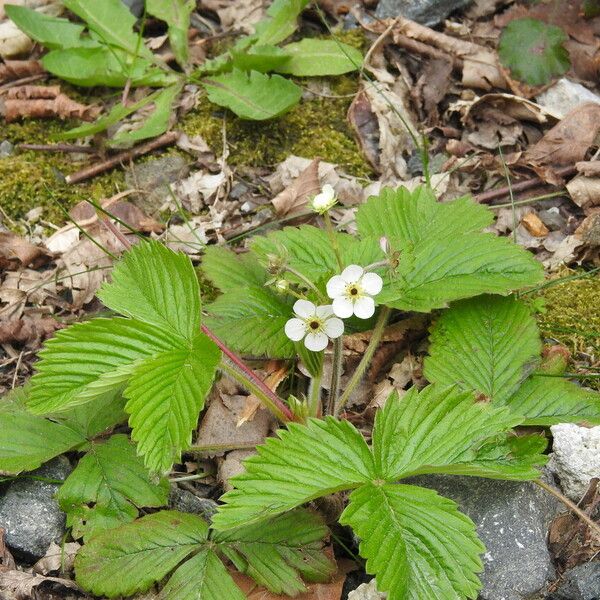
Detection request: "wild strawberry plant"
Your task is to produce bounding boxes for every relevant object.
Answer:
[2,185,600,598]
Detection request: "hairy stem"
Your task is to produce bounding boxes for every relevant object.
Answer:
[308,372,323,417]
[335,306,391,416]
[535,479,600,538]
[327,337,344,415]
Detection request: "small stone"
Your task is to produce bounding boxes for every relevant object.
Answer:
[549,424,600,501]
[347,580,386,600]
[539,207,567,231]
[125,155,189,214]
[0,457,71,562]
[551,563,600,600]
[0,140,14,157]
[120,0,144,17]
[409,474,560,600]
[536,78,600,120]
[375,0,473,26]
[522,212,550,237]
[168,488,218,521]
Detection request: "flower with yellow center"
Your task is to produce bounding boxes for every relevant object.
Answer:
[326,265,383,319]
[284,300,344,351]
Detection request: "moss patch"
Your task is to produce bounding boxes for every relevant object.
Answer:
[0,120,125,227]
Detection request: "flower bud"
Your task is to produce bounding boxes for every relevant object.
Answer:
[275,279,289,292]
[311,184,337,214]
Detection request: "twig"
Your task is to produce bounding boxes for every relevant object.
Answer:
[18,143,97,154]
[0,73,46,93]
[475,166,576,204]
[65,131,179,184]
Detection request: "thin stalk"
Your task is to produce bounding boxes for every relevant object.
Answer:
[335,307,391,416]
[285,266,327,301]
[490,190,565,209]
[327,337,344,415]
[308,371,323,417]
[219,360,293,423]
[323,212,344,270]
[169,473,208,483]
[535,479,600,538]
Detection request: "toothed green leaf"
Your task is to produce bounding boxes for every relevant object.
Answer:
[125,332,220,474]
[212,417,375,530]
[275,39,362,76]
[424,295,541,403]
[341,483,484,600]
[98,240,201,340]
[202,246,267,293]
[57,435,168,541]
[356,186,543,311]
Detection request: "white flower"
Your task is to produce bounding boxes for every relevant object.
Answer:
[326,265,383,319]
[311,184,337,214]
[284,299,344,351]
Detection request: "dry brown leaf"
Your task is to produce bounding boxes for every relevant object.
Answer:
[217,448,256,491]
[271,158,321,216]
[413,57,452,124]
[238,361,288,425]
[521,213,549,237]
[566,175,600,213]
[0,529,15,571]
[576,160,600,177]
[201,0,265,32]
[0,232,51,269]
[0,59,44,83]
[524,103,600,172]
[32,541,80,576]
[1,85,101,122]
[0,315,61,345]
[0,569,85,600]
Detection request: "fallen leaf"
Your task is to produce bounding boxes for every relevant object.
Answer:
[0,232,51,270]
[0,315,61,346]
[0,569,85,600]
[218,448,256,491]
[0,59,44,83]
[238,361,288,425]
[32,542,80,576]
[0,529,15,570]
[201,0,265,32]
[521,212,549,237]
[566,174,600,212]
[271,158,321,216]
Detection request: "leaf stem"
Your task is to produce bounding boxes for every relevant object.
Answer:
[327,337,343,415]
[285,266,327,301]
[308,372,323,417]
[335,306,391,416]
[323,212,344,271]
[535,479,600,538]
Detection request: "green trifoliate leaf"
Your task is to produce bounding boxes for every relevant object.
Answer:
[506,374,600,426]
[158,550,245,600]
[231,44,291,73]
[57,435,168,541]
[499,18,570,86]
[214,510,335,595]
[98,240,201,341]
[202,69,302,120]
[146,0,194,67]
[253,0,310,46]
[371,387,526,481]
[75,510,209,597]
[5,5,99,50]
[212,417,375,530]
[275,39,362,76]
[125,332,221,474]
[110,83,183,147]
[62,0,152,58]
[424,295,541,403]
[341,483,484,600]
[28,317,182,415]
[356,186,543,311]
[0,387,86,474]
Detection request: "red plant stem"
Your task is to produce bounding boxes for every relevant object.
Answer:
[100,218,295,422]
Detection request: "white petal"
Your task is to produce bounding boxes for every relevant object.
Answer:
[293,299,316,318]
[361,272,383,295]
[316,304,334,318]
[321,184,335,201]
[324,317,344,339]
[326,275,346,299]
[353,296,375,319]
[285,318,306,341]
[341,264,364,283]
[332,297,354,319]
[304,332,329,352]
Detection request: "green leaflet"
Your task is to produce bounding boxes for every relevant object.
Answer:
[125,332,221,474]
[499,18,570,86]
[4,5,99,50]
[356,186,543,311]
[341,484,484,600]
[98,240,201,340]
[253,0,311,46]
[231,44,291,73]
[57,435,168,541]
[275,39,363,76]
[424,295,600,425]
[202,246,267,292]
[75,509,333,598]
[202,69,302,120]
[146,0,194,67]
[213,385,546,598]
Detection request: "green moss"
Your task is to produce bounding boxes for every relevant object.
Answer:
[536,273,600,387]
[0,120,126,226]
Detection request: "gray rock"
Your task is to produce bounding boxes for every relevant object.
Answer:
[0,140,14,157]
[121,0,144,17]
[539,207,567,231]
[347,580,386,599]
[0,457,71,562]
[375,0,472,27]
[549,424,600,501]
[125,155,189,214]
[410,474,560,600]
[551,563,600,600]
[536,78,600,120]
[168,488,218,521]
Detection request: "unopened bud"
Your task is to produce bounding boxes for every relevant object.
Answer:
[311,184,337,214]
[275,279,289,292]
